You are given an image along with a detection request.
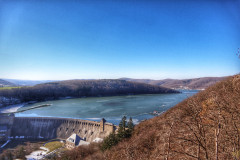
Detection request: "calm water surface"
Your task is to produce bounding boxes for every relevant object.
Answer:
[16,90,198,125]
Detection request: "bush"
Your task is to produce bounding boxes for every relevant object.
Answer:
[100,133,119,151]
[59,143,103,160]
[15,146,26,159]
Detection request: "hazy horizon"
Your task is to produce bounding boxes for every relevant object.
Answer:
[1,74,232,81]
[1,0,239,80]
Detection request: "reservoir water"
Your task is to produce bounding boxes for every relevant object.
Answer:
[16,90,198,125]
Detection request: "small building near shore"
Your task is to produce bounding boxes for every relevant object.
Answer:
[66,133,90,149]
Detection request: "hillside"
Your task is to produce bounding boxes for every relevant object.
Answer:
[3,79,56,86]
[120,76,226,89]
[0,79,16,87]
[104,75,240,159]
[0,79,178,108]
[1,76,226,89]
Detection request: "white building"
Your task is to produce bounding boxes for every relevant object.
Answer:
[66,133,90,149]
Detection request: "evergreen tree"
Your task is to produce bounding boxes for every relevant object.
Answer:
[118,116,128,139]
[122,116,126,131]
[100,133,119,151]
[100,116,135,151]
[127,117,134,132]
[119,116,127,131]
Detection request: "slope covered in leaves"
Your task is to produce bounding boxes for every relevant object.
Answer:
[121,76,226,89]
[106,75,240,160]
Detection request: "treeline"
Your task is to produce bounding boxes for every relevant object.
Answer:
[121,77,226,89]
[0,79,178,107]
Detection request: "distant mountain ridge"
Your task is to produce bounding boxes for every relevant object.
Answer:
[2,79,56,86]
[0,79,16,87]
[1,76,227,89]
[120,76,227,89]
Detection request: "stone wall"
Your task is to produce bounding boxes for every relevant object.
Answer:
[10,117,116,142]
[0,114,14,141]
[0,114,14,125]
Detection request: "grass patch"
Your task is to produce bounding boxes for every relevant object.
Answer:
[0,87,22,90]
[44,141,63,152]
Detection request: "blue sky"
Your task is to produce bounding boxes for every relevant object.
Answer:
[0,0,239,80]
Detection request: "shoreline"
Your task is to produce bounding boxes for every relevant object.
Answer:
[0,91,185,114]
[16,104,52,113]
[0,103,27,113]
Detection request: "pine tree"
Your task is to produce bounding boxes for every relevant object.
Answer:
[122,116,127,131]
[118,116,126,131]
[100,116,135,151]
[118,116,127,139]
[127,117,134,132]
[100,133,119,151]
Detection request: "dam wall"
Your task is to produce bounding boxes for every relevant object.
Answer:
[0,114,14,141]
[10,117,116,142]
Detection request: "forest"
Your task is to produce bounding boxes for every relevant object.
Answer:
[0,79,178,108]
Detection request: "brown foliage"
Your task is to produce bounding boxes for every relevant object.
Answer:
[122,77,226,90]
[105,75,240,160]
[58,143,104,160]
[0,141,43,160]
[58,75,239,160]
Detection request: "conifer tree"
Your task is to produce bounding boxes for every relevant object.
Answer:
[127,117,134,132]
[100,133,119,151]
[118,116,127,139]
[119,116,126,131]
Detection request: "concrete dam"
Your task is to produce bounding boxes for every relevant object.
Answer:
[0,114,117,142]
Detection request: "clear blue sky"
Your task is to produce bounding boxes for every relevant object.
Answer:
[0,0,239,80]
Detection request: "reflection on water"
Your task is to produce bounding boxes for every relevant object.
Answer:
[16,90,198,125]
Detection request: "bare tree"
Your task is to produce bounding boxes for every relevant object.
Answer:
[166,122,174,160]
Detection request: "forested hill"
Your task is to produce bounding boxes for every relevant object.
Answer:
[120,76,226,89]
[105,75,240,159]
[0,79,178,107]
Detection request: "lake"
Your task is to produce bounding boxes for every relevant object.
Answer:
[16,90,198,125]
